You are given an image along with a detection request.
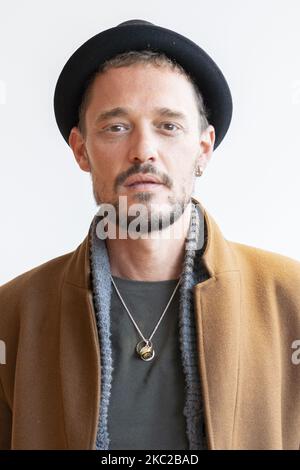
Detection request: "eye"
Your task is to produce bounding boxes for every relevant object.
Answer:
[159,122,180,132]
[105,124,129,132]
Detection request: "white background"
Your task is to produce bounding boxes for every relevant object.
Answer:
[1,0,300,285]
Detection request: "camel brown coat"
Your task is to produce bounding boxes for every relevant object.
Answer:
[1,199,300,449]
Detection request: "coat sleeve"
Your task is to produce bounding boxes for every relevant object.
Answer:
[0,377,12,449]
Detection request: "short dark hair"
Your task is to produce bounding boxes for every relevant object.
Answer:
[77,49,210,138]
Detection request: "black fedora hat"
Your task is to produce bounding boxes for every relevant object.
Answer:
[53,19,233,150]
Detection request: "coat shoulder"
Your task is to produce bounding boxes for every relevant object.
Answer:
[229,240,300,284]
[0,250,75,303]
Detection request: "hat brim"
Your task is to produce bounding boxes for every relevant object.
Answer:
[53,23,233,150]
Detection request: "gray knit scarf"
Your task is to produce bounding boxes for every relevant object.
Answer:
[89,201,209,450]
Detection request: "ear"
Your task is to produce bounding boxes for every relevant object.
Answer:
[196,124,215,170]
[68,127,91,172]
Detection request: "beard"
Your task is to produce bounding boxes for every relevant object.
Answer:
[90,164,192,236]
[114,192,189,234]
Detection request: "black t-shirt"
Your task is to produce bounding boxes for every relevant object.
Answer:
[107,276,189,450]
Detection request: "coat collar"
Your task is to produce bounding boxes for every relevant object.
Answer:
[59,197,241,449]
[59,223,100,449]
[192,198,241,450]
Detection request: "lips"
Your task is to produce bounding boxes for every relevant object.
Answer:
[124,174,162,187]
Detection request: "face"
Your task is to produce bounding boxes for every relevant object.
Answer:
[69,63,215,233]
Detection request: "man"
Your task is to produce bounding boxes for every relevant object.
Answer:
[1,19,300,450]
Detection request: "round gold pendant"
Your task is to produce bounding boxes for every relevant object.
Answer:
[136,340,155,361]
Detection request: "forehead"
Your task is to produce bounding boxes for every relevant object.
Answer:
[87,63,198,112]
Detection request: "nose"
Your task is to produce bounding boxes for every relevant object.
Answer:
[127,125,159,164]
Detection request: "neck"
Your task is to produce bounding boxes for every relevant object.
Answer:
[105,202,192,281]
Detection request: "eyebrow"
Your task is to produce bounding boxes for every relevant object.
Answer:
[94,107,188,125]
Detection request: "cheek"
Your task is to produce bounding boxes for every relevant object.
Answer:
[89,149,117,180]
[95,170,116,195]
[170,141,198,170]
[171,157,195,182]
[89,158,110,189]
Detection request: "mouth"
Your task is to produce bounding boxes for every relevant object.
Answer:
[125,182,163,191]
[123,174,164,191]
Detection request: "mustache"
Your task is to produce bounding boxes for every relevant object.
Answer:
[114,163,172,191]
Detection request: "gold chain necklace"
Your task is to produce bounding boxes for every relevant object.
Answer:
[110,274,181,361]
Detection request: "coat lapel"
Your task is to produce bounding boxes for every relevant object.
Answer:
[192,199,241,449]
[59,226,101,449]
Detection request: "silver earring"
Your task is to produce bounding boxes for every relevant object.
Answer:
[195,165,204,177]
